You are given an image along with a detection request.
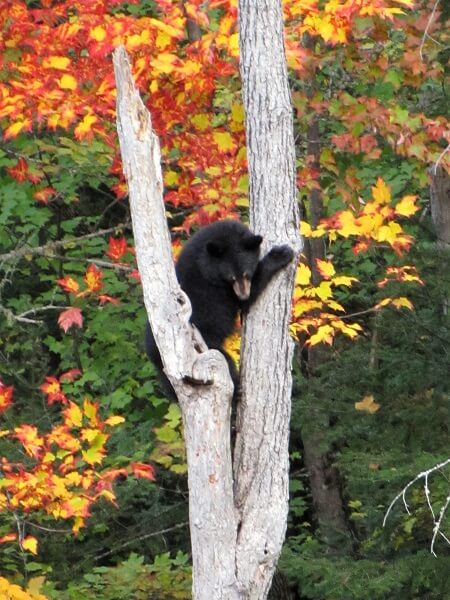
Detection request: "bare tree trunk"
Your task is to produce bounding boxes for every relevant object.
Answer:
[113,48,239,599]
[235,0,301,596]
[114,0,300,586]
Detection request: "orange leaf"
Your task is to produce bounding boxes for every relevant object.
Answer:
[131,462,156,481]
[58,307,83,333]
[0,383,13,413]
[0,533,17,544]
[57,276,80,294]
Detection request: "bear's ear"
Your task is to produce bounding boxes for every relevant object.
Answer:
[206,241,226,257]
[243,233,263,250]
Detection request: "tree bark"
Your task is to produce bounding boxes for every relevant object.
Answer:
[113,47,239,599]
[234,0,301,596]
[114,0,300,587]
[301,119,351,548]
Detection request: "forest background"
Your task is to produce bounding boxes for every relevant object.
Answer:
[0,0,449,598]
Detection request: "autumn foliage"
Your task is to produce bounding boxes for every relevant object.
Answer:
[0,0,449,594]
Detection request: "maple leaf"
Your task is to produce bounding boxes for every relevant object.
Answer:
[58,74,77,90]
[63,402,83,428]
[34,186,57,204]
[355,394,380,414]
[0,383,13,413]
[83,398,100,427]
[58,307,83,333]
[59,369,82,383]
[0,533,17,544]
[213,131,236,153]
[295,263,312,286]
[40,376,68,405]
[57,276,80,294]
[394,194,419,217]
[106,236,128,261]
[130,462,156,481]
[316,258,335,279]
[14,425,44,458]
[6,157,29,182]
[22,535,38,555]
[371,178,391,204]
[84,264,103,293]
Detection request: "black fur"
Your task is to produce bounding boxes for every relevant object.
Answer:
[145,220,294,398]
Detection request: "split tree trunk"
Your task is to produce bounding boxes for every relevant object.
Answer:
[113,0,300,588]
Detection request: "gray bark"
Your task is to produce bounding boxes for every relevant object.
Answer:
[113,0,300,587]
[113,47,239,599]
[234,0,301,596]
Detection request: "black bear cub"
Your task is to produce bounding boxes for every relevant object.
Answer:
[145,220,294,397]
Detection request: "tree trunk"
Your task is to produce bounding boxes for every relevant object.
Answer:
[113,0,300,587]
[429,164,450,315]
[300,118,352,548]
[234,0,301,596]
[113,48,239,599]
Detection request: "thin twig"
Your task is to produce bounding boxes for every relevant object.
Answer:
[0,223,131,264]
[94,521,189,561]
[383,457,450,555]
[419,0,441,62]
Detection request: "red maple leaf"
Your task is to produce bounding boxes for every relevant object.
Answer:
[58,307,83,333]
[106,237,128,261]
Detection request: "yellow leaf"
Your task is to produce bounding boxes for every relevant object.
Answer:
[151,53,178,74]
[156,31,171,49]
[355,394,380,414]
[104,415,126,427]
[338,211,360,237]
[300,220,312,237]
[213,131,235,152]
[309,325,334,346]
[371,178,391,204]
[395,195,418,217]
[22,535,38,555]
[64,402,83,428]
[332,275,357,287]
[295,263,312,286]
[74,114,97,138]
[4,119,32,139]
[315,281,332,300]
[90,26,106,41]
[228,33,239,56]
[43,56,70,70]
[316,259,335,279]
[376,221,402,244]
[231,103,244,124]
[58,74,77,90]
[191,113,210,131]
[391,297,413,310]
[164,171,179,186]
